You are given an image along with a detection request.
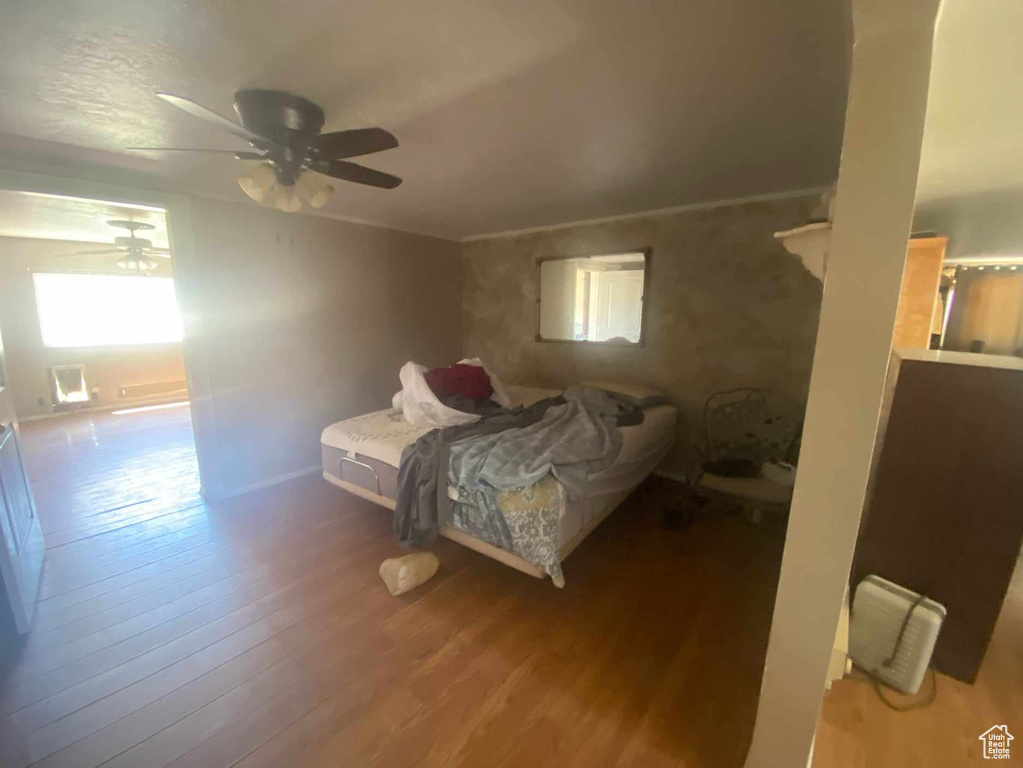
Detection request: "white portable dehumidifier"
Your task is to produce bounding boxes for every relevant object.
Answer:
[848,575,946,695]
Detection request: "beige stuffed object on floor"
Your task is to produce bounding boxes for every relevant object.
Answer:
[379,552,440,596]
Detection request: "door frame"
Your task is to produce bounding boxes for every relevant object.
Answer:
[0,167,224,499]
[0,406,46,633]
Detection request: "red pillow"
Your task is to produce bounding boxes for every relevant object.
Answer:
[424,363,494,401]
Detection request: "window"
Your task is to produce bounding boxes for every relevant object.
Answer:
[33,273,184,348]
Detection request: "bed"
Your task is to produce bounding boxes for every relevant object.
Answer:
[321,385,677,581]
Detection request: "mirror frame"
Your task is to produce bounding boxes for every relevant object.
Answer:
[535,248,651,346]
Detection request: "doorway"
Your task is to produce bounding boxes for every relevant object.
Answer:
[0,191,200,542]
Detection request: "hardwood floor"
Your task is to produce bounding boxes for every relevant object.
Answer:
[11,406,1017,766]
[0,407,787,768]
[18,404,200,539]
[813,553,1023,767]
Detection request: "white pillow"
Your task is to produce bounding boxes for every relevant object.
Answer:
[399,362,481,428]
[397,358,512,428]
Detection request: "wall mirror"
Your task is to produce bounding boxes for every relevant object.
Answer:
[536,250,649,345]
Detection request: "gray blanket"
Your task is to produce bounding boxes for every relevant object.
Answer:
[394,395,562,548]
[449,387,639,585]
[447,386,631,500]
[395,387,641,583]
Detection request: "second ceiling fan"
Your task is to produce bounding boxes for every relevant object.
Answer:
[130,90,402,212]
[52,220,170,272]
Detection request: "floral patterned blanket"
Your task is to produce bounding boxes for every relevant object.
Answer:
[450,476,566,586]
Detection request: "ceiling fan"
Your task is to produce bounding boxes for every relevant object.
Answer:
[128,90,402,212]
[52,220,170,273]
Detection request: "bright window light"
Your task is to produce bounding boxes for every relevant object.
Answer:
[33,273,183,348]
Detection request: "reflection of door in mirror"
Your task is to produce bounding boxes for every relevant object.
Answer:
[537,251,647,344]
[593,270,643,342]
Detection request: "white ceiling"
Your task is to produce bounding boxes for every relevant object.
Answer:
[916,0,1023,207]
[0,0,851,239]
[0,191,169,248]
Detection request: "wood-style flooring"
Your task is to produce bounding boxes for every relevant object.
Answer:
[0,407,786,767]
[18,404,201,539]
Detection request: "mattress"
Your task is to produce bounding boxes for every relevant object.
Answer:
[322,388,674,473]
[321,387,677,549]
[320,409,430,469]
[320,385,560,467]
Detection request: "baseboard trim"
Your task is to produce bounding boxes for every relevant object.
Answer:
[217,465,322,501]
[17,397,190,422]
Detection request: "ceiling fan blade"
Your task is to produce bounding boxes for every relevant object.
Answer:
[52,249,124,257]
[156,93,268,143]
[308,128,399,159]
[127,147,264,160]
[314,160,402,189]
[148,251,172,258]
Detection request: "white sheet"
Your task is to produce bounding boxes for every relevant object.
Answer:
[320,409,431,467]
[397,358,517,428]
[616,404,676,466]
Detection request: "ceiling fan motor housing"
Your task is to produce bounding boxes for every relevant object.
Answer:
[234,89,325,185]
[107,219,155,233]
[113,235,153,251]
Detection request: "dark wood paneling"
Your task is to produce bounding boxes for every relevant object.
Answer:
[853,357,1023,682]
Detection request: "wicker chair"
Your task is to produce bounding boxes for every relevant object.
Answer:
[695,388,802,523]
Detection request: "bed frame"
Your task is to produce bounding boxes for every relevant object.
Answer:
[321,470,631,580]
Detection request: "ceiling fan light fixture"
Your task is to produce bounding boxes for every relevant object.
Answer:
[273,183,301,213]
[310,184,334,209]
[140,92,402,212]
[117,254,160,272]
[298,171,334,209]
[237,163,278,204]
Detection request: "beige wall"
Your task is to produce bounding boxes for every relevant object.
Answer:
[185,198,462,494]
[461,196,823,475]
[0,236,186,419]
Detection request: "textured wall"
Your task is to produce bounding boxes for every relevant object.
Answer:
[0,237,186,419]
[461,196,823,474]
[187,198,463,493]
